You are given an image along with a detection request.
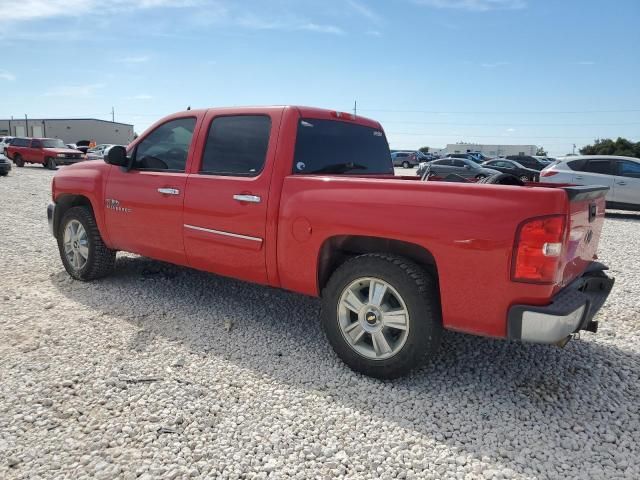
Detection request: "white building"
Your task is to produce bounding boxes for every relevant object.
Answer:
[0,118,134,145]
[445,143,538,157]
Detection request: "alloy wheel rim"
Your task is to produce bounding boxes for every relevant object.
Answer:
[337,277,410,360]
[63,220,89,270]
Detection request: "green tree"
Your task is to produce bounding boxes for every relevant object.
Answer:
[536,146,547,156]
[580,138,640,158]
[419,146,430,153]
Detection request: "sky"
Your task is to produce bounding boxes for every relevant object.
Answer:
[0,0,639,156]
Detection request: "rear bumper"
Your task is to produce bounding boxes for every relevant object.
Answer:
[507,263,614,344]
[0,162,10,173]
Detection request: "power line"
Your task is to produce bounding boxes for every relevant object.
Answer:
[379,120,640,127]
[358,108,640,115]
[386,132,600,139]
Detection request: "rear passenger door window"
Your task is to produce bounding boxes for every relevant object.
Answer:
[200,115,271,177]
[132,117,196,172]
[582,160,614,176]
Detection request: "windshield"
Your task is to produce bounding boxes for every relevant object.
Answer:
[42,139,66,148]
[293,118,393,175]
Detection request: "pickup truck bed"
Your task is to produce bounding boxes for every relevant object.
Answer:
[47,105,614,378]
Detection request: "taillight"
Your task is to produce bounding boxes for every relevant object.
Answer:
[540,170,558,177]
[331,111,356,120]
[512,215,566,283]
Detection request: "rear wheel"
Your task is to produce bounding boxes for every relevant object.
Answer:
[45,157,57,170]
[402,161,410,168]
[57,206,116,281]
[14,154,24,167]
[519,175,529,182]
[475,174,487,180]
[321,254,442,379]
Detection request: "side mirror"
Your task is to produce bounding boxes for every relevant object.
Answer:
[105,146,129,167]
[464,164,471,170]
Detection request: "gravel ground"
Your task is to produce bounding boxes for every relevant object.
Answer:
[1,166,639,480]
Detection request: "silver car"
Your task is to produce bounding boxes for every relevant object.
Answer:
[540,155,640,211]
[417,158,500,180]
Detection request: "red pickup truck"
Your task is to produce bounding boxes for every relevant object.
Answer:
[47,106,614,378]
[7,137,84,169]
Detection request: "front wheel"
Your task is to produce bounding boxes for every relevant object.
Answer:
[14,154,24,167]
[45,157,57,170]
[321,254,442,379]
[402,161,410,168]
[519,175,529,182]
[475,174,487,180]
[57,206,116,281]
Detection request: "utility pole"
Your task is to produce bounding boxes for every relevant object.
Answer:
[353,100,357,117]
[111,106,115,122]
[572,143,576,155]
[25,114,28,136]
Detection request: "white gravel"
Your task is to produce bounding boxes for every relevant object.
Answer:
[1,166,639,480]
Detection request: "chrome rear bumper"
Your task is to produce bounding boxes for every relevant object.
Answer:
[507,263,614,344]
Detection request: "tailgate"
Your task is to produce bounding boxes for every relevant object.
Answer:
[560,186,608,288]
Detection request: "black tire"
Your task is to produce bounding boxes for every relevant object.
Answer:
[321,254,442,379]
[57,206,116,281]
[14,154,24,167]
[45,157,57,170]
[475,174,487,180]
[402,161,410,169]
[519,175,529,182]
[478,173,525,186]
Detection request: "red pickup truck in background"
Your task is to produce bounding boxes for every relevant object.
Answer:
[6,137,84,169]
[47,106,614,378]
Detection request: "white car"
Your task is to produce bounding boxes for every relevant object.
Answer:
[0,136,14,154]
[540,155,640,210]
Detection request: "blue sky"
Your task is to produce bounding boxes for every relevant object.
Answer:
[0,0,638,155]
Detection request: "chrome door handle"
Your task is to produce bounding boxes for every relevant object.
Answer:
[157,187,180,195]
[617,181,627,186]
[233,194,261,203]
[574,176,583,180]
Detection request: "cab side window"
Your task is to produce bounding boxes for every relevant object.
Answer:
[200,115,271,177]
[132,117,196,172]
[582,160,614,175]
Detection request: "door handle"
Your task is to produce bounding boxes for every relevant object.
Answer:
[157,187,180,195]
[574,176,583,180]
[616,181,627,186]
[233,194,261,203]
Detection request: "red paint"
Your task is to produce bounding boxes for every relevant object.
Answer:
[51,106,608,339]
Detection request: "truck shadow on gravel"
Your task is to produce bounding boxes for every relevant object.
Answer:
[52,255,640,476]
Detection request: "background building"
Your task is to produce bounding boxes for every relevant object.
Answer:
[445,143,538,157]
[0,118,134,145]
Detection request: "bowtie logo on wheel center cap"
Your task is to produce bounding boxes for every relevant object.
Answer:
[365,311,378,325]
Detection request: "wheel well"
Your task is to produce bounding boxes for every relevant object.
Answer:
[317,235,439,293]
[53,195,94,238]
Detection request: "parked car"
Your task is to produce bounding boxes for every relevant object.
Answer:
[0,153,11,176]
[540,155,640,211]
[417,158,500,179]
[482,159,540,182]
[86,144,116,161]
[0,136,14,154]
[47,105,613,379]
[444,153,482,163]
[534,155,555,165]
[505,155,548,171]
[391,151,419,168]
[5,138,84,169]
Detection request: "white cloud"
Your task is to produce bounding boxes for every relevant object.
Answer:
[506,128,515,132]
[0,71,16,81]
[0,0,203,23]
[414,0,526,11]
[577,61,596,66]
[44,83,106,97]
[117,55,150,64]
[235,14,343,35]
[347,0,381,23]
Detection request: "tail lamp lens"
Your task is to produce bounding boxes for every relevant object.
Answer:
[513,215,566,283]
[540,170,558,177]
